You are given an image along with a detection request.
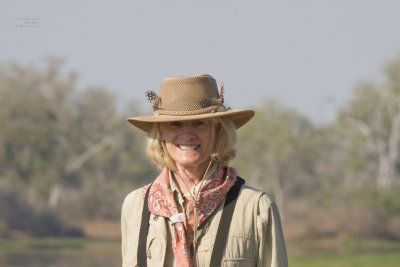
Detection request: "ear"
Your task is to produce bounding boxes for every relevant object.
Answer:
[159,131,165,140]
[160,134,166,142]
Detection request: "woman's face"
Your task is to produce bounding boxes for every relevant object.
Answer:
[159,119,213,171]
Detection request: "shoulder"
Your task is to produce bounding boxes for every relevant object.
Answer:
[122,182,153,208]
[236,182,282,222]
[239,185,283,227]
[121,188,144,221]
[238,183,275,207]
[123,187,143,206]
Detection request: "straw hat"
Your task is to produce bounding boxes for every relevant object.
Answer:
[127,74,254,132]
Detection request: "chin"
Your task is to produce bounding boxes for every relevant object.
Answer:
[178,158,210,168]
[178,161,201,168]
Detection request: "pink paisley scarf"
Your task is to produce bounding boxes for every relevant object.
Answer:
[142,166,237,267]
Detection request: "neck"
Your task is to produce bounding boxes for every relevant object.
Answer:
[173,159,213,194]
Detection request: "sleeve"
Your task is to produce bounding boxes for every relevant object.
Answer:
[256,194,288,267]
[121,189,143,267]
[121,194,129,267]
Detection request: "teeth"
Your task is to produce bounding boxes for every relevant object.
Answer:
[178,145,199,150]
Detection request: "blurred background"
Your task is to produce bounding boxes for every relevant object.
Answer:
[1,1,400,266]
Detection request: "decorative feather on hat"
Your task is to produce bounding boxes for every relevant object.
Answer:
[127,74,254,133]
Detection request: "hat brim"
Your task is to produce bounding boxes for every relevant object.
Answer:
[127,109,255,133]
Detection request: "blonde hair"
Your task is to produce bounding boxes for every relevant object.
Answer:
[145,117,237,172]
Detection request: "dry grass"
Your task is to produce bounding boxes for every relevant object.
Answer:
[80,220,121,238]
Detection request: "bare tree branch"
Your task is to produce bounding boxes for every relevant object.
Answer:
[65,136,115,174]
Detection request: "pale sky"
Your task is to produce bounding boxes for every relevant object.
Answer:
[1,0,400,123]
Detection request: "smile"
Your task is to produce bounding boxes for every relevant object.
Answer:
[178,145,200,150]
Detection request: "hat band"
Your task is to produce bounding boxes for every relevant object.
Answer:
[154,105,227,116]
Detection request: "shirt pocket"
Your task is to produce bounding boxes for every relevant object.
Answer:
[146,223,167,266]
[197,233,215,252]
[222,258,257,267]
[222,236,257,266]
[195,234,215,265]
[124,224,165,266]
[196,235,257,266]
[146,230,164,259]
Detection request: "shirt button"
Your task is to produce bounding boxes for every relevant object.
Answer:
[153,215,158,221]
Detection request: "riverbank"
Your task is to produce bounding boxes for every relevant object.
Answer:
[1,237,400,267]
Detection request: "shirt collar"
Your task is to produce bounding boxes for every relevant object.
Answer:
[169,163,218,198]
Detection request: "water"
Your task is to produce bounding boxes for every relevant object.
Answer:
[0,238,121,267]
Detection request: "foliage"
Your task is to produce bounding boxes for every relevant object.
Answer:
[0,59,155,236]
[337,55,400,187]
[233,100,324,220]
[1,55,400,239]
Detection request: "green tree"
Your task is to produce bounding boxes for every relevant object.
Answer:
[233,100,321,220]
[0,58,75,206]
[338,55,400,188]
[0,59,155,235]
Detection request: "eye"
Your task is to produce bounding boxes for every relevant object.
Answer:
[193,120,206,126]
[169,121,182,126]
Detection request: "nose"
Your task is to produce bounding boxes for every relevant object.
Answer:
[179,124,197,140]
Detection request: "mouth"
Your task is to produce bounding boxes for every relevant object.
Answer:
[177,145,200,150]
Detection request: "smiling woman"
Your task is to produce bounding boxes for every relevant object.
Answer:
[121,74,288,267]
[159,120,214,174]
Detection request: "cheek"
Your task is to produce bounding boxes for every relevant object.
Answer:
[159,129,173,143]
[164,142,175,154]
[204,127,214,144]
[201,135,214,153]
[203,142,213,156]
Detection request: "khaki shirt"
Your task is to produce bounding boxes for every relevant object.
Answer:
[121,183,288,267]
